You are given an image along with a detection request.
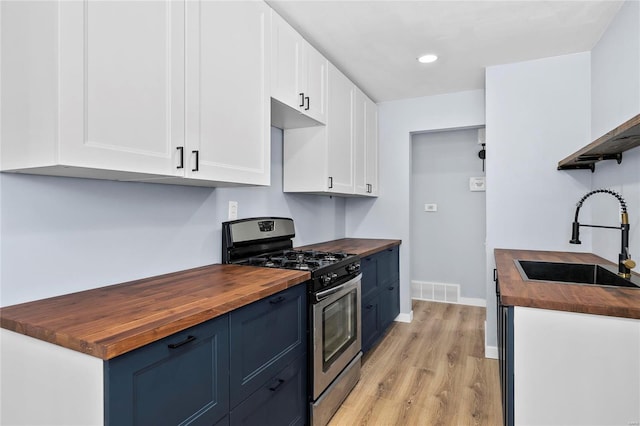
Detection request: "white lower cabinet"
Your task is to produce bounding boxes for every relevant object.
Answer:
[510,307,640,426]
[283,64,378,197]
[1,1,270,187]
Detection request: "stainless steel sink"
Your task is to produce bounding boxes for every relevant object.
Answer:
[515,260,640,289]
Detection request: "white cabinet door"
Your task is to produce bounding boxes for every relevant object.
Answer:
[270,10,327,128]
[58,1,184,176]
[353,89,378,197]
[271,11,303,111]
[327,65,354,194]
[353,89,367,195]
[185,1,270,186]
[365,95,379,196]
[303,43,328,124]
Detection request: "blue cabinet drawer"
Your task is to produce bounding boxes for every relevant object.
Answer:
[229,284,307,407]
[377,246,399,286]
[360,254,379,301]
[105,314,229,426]
[229,355,306,426]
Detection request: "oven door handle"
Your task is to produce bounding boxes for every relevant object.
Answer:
[314,274,362,303]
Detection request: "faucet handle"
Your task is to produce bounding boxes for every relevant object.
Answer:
[622,258,636,270]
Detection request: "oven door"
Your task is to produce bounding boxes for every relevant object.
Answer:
[311,273,362,400]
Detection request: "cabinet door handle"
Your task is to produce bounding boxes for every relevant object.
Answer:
[299,93,305,107]
[269,295,286,305]
[365,304,374,309]
[493,268,498,282]
[168,335,196,349]
[328,176,333,189]
[388,286,395,290]
[192,150,199,172]
[176,147,184,169]
[269,378,285,392]
[305,96,310,111]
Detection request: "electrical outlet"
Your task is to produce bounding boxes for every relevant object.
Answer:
[424,203,437,212]
[228,201,238,220]
[470,177,486,191]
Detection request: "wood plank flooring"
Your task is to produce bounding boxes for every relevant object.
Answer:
[329,300,502,426]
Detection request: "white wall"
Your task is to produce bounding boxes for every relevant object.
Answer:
[0,127,346,307]
[345,90,486,317]
[410,129,486,301]
[590,0,640,266]
[485,52,593,348]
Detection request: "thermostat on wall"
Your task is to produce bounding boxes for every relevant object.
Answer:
[469,177,486,192]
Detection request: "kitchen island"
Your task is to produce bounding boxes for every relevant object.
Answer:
[495,249,640,426]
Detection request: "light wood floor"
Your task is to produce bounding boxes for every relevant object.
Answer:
[328,300,503,426]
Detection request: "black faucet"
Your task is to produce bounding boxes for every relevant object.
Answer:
[570,189,636,278]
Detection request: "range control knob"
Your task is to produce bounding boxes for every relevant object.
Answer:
[322,274,333,285]
[346,263,360,273]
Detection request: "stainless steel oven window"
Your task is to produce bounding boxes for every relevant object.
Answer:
[322,290,357,370]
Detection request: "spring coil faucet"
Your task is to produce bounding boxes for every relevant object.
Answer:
[570,189,636,278]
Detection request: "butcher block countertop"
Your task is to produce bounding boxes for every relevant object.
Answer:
[495,249,640,319]
[297,238,401,258]
[0,264,309,360]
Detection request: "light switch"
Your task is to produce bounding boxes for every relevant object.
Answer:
[424,203,437,212]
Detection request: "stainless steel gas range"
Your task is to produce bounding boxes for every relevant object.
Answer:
[222,217,362,426]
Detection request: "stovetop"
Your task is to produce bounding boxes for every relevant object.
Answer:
[236,250,354,273]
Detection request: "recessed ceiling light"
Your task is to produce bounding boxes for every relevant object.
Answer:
[418,54,438,64]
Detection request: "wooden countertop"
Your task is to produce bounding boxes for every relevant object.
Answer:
[0,264,309,360]
[297,238,401,258]
[495,249,640,319]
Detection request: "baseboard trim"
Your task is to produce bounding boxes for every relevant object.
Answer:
[411,296,486,308]
[395,311,413,323]
[485,345,498,359]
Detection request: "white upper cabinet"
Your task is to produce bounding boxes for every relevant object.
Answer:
[271,11,327,128]
[1,1,270,187]
[283,65,377,197]
[326,65,355,194]
[365,95,379,196]
[184,1,270,186]
[354,89,379,196]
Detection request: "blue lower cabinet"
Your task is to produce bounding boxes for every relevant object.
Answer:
[104,284,308,426]
[230,355,307,426]
[105,315,230,426]
[229,284,306,407]
[361,246,400,354]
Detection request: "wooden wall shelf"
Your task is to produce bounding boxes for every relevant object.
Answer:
[558,113,640,172]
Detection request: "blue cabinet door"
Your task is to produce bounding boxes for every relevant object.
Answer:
[229,284,307,408]
[380,280,400,329]
[360,254,379,301]
[361,293,381,353]
[229,355,306,426]
[105,315,229,426]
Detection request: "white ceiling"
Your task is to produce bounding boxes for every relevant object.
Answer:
[267,1,624,103]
